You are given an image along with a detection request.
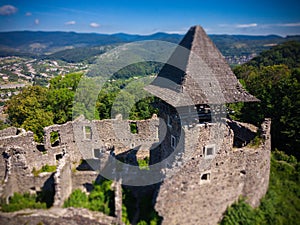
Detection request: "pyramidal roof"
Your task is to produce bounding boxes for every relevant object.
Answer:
[145,25,259,107]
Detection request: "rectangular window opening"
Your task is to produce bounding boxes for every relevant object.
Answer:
[204,144,215,159]
[130,122,138,134]
[84,126,92,140]
[50,131,60,147]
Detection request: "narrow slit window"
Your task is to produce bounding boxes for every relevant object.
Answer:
[167,115,172,127]
[171,135,176,149]
[155,126,159,139]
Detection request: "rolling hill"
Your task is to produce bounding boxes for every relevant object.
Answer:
[0,30,300,62]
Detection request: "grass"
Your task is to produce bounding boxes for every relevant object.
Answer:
[0,192,47,212]
[32,164,57,176]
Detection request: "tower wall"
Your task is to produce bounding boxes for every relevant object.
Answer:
[155,118,271,225]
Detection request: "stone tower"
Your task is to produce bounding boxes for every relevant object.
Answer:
[146,25,259,163]
[145,26,271,224]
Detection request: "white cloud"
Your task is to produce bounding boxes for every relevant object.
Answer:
[90,22,100,28]
[277,22,300,27]
[65,20,76,25]
[0,5,17,16]
[25,12,32,16]
[35,19,40,25]
[236,23,258,28]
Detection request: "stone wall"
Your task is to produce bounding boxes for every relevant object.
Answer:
[0,146,54,202]
[44,120,82,164]
[93,115,159,157]
[111,179,123,224]
[0,114,271,225]
[0,127,17,137]
[71,171,99,192]
[241,118,271,207]
[155,118,271,225]
[53,154,72,207]
[0,207,117,225]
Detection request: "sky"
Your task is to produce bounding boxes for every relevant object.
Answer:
[0,0,300,36]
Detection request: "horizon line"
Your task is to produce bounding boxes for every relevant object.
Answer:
[0,29,298,38]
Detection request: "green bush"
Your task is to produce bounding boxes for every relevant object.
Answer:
[138,157,150,170]
[64,180,114,216]
[63,189,89,208]
[122,187,162,225]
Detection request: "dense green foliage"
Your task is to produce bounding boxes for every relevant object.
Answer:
[5,72,82,142]
[96,78,158,120]
[221,150,300,225]
[112,62,163,80]
[0,120,9,130]
[5,71,158,141]
[64,180,114,216]
[0,192,47,212]
[246,41,300,68]
[222,41,300,224]
[122,188,162,225]
[232,41,300,157]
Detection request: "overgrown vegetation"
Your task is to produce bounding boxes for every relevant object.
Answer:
[138,157,150,170]
[221,150,300,225]
[2,37,300,224]
[63,180,114,216]
[221,41,300,224]
[5,72,82,142]
[32,164,57,176]
[5,70,158,142]
[231,41,300,157]
[0,192,47,212]
[122,187,162,225]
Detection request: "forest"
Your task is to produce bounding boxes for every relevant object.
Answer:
[1,40,300,224]
[222,41,300,224]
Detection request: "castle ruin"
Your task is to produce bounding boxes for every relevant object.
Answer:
[0,26,271,225]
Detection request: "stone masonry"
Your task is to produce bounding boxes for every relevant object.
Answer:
[0,25,271,225]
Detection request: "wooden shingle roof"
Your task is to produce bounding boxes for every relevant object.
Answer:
[145,25,259,107]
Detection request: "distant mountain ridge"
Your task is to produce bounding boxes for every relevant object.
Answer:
[0,30,299,59]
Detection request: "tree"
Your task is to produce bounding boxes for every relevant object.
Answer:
[233,43,300,156]
[5,73,83,142]
[6,86,49,127]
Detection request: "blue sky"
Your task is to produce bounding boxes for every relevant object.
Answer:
[0,0,299,36]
